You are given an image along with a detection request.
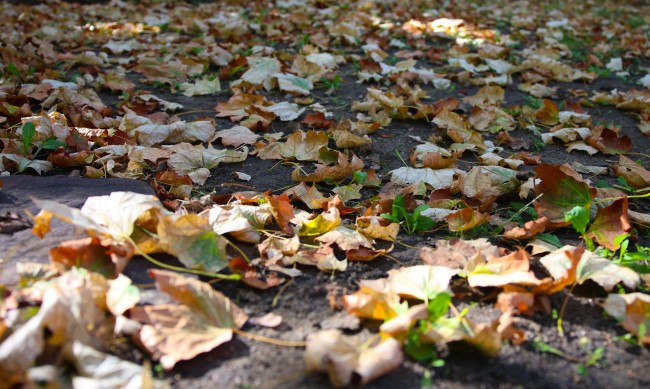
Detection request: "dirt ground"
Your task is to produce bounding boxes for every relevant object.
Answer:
[2,0,650,388]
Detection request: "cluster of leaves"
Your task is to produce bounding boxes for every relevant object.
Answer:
[1,0,650,386]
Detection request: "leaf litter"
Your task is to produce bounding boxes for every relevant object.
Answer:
[1,0,650,387]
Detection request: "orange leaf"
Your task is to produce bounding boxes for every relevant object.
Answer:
[446,208,488,232]
[586,198,632,250]
[267,192,295,234]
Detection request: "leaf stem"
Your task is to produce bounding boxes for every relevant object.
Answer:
[124,236,241,281]
[557,282,577,337]
[233,327,307,347]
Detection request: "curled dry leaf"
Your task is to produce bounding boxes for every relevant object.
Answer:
[316,225,374,251]
[356,216,400,241]
[468,249,541,288]
[213,125,259,148]
[0,270,113,385]
[305,330,403,387]
[49,236,134,278]
[419,238,500,269]
[613,155,650,189]
[602,293,650,345]
[291,151,364,182]
[446,207,489,232]
[33,191,162,240]
[256,130,329,161]
[268,193,296,235]
[502,216,548,240]
[538,245,639,292]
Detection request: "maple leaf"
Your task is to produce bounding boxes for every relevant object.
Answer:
[383,265,458,302]
[49,236,134,278]
[463,85,505,107]
[389,166,456,190]
[275,73,313,95]
[266,101,306,121]
[467,249,541,288]
[538,245,639,292]
[603,293,650,345]
[316,225,374,251]
[420,238,500,269]
[0,153,53,174]
[298,207,341,237]
[213,125,259,148]
[410,142,457,169]
[178,76,221,96]
[586,127,632,155]
[356,216,400,241]
[533,99,560,125]
[305,330,403,387]
[258,235,301,265]
[156,214,230,272]
[458,165,519,203]
[533,164,596,226]
[32,191,163,240]
[130,270,247,370]
[241,57,281,90]
[282,243,347,272]
[256,130,328,161]
[613,155,650,189]
[502,217,548,240]
[166,143,248,185]
[133,58,188,85]
[215,93,270,122]
[342,285,401,321]
[0,270,115,385]
[575,250,639,291]
[292,151,364,182]
[268,193,295,235]
[446,207,489,232]
[332,130,371,149]
[585,198,632,250]
[332,183,362,202]
[207,203,272,243]
[541,127,590,144]
[284,182,330,209]
[303,112,335,129]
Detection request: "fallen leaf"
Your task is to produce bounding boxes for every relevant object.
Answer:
[241,57,281,90]
[534,164,596,225]
[268,193,295,235]
[468,249,541,287]
[585,198,632,250]
[131,270,247,370]
[316,225,374,251]
[613,155,650,189]
[213,126,259,147]
[356,216,400,241]
[157,213,230,272]
[383,265,458,301]
[298,207,341,237]
[292,151,364,182]
[49,237,134,278]
[602,293,650,345]
[178,76,221,96]
[446,207,489,232]
[576,250,639,291]
[389,167,456,189]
